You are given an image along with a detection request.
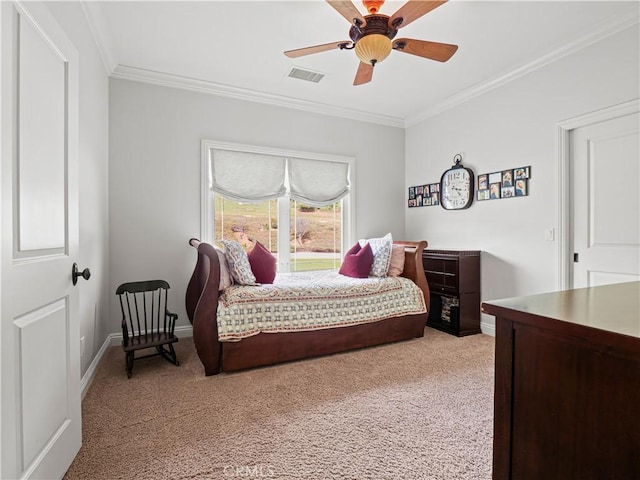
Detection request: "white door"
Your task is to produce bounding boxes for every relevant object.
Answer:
[570,111,640,288]
[1,2,82,479]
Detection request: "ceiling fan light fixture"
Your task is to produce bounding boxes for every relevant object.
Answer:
[354,34,392,65]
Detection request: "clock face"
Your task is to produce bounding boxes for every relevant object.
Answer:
[440,166,474,210]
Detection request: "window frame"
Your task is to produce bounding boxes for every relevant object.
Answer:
[201,139,356,270]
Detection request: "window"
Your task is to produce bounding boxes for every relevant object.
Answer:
[214,197,342,272]
[202,140,355,273]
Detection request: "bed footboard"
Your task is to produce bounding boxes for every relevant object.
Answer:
[186,238,222,375]
[395,240,430,316]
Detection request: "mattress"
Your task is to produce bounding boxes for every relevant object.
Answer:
[217,269,427,341]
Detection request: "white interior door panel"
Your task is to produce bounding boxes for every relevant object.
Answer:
[1,2,81,479]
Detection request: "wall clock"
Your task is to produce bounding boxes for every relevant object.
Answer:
[440,155,474,210]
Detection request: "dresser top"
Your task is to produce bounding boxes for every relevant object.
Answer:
[482,281,640,339]
[423,250,481,257]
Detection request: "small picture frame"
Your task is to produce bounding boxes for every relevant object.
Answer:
[489,183,501,199]
[502,169,514,187]
[502,186,515,198]
[514,166,530,180]
[431,192,439,205]
[477,190,490,201]
[515,179,527,196]
[408,187,415,200]
[478,174,488,190]
[489,172,501,184]
[430,183,439,193]
[416,185,424,195]
[408,198,416,207]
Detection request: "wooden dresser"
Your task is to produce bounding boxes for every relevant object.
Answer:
[422,250,481,336]
[482,282,640,480]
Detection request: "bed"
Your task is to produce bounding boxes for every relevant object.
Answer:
[185,238,431,375]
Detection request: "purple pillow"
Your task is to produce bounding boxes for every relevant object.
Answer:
[339,242,374,278]
[248,241,277,284]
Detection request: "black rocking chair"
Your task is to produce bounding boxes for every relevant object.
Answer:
[116,280,180,378]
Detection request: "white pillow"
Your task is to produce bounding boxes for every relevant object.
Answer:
[214,247,234,290]
[220,240,258,285]
[359,232,393,277]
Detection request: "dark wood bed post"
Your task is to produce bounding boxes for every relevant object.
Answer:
[397,240,430,314]
[185,238,222,375]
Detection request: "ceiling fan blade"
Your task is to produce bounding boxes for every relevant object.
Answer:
[353,62,374,86]
[389,0,448,29]
[393,38,458,62]
[327,0,367,27]
[284,41,350,58]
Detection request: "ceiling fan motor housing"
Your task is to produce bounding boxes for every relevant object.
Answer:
[349,15,398,44]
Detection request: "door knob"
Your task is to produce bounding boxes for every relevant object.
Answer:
[72,263,91,285]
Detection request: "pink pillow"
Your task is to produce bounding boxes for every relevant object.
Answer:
[387,245,405,277]
[248,241,277,284]
[339,242,374,278]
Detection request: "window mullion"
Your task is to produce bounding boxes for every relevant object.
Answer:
[277,196,291,272]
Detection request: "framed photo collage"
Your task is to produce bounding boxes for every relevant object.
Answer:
[408,183,440,208]
[476,166,530,201]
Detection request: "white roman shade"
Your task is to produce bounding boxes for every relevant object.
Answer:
[210,149,286,202]
[288,158,350,207]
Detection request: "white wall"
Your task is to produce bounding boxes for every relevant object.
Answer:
[47,3,110,376]
[109,79,405,331]
[405,25,640,332]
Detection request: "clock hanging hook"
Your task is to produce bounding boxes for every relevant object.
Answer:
[453,153,463,165]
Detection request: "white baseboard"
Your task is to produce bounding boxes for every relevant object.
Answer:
[80,334,113,398]
[106,325,194,347]
[80,325,194,397]
[480,321,496,337]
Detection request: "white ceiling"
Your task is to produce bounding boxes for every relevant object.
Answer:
[85,0,639,126]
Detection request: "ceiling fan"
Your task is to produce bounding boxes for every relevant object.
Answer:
[284,0,458,86]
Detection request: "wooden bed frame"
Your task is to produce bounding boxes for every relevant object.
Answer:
[185,238,430,375]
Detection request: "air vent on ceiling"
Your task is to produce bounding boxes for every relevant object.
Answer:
[287,67,325,83]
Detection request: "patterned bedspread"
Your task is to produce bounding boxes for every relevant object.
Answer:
[217,270,427,341]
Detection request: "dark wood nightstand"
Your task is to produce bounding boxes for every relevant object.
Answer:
[422,250,481,336]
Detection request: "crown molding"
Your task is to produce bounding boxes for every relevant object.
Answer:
[405,11,640,127]
[80,1,117,75]
[80,2,637,129]
[111,65,405,128]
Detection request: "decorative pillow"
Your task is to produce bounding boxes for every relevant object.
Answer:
[248,241,277,284]
[387,244,405,277]
[359,232,392,277]
[215,247,234,290]
[339,242,374,278]
[220,240,258,285]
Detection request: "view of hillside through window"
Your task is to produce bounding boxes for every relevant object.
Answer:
[214,196,342,272]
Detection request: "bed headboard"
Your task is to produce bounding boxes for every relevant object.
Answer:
[185,238,222,375]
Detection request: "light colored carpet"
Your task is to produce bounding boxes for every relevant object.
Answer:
[65,328,495,480]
